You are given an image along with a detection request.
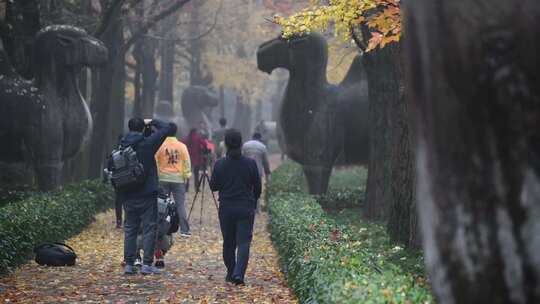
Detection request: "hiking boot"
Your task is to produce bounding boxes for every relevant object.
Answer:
[134,258,143,267]
[124,264,137,275]
[140,264,162,275]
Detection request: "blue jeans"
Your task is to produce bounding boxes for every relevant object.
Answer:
[160,181,190,234]
[124,196,157,266]
[218,206,255,281]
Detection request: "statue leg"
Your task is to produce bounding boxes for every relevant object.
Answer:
[35,161,63,191]
[303,165,332,195]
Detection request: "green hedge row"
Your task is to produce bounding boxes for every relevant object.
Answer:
[267,163,432,303]
[0,180,114,274]
[0,188,37,208]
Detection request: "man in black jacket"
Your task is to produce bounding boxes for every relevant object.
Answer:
[210,129,261,285]
[120,118,171,275]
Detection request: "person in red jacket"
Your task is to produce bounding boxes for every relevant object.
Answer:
[184,128,209,192]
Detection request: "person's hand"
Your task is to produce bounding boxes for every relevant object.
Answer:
[144,119,152,125]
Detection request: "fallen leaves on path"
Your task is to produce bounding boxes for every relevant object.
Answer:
[0,186,296,303]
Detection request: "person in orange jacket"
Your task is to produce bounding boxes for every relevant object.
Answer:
[155,123,192,237]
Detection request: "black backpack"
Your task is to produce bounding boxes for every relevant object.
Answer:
[34,243,77,266]
[109,144,146,190]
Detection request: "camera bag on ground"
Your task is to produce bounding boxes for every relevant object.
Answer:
[34,243,77,266]
[109,144,145,190]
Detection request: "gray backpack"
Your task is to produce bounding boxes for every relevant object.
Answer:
[109,145,146,190]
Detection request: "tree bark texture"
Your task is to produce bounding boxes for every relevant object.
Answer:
[405,1,540,303]
[363,45,400,220]
[87,2,123,178]
[387,72,418,247]
[2,0,40,79]
[139,37,157,118]
[158,10,178,105]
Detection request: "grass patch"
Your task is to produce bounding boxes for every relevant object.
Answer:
[267,162,432,303]
[0,180,114,274]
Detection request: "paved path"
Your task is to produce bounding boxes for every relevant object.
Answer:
[0,157,295,303]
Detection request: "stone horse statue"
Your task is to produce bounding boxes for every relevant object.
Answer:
[181,85,219,134]
[257,33,369,194]
[0,25,108,190]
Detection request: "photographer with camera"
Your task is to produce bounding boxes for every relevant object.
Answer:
[185,128,210,192]
[210,129,261,286]
[116,118,171,275]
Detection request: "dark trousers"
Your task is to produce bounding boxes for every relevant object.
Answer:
[124,196,158,266]
[115,193,123,225]
[218,207,255,281]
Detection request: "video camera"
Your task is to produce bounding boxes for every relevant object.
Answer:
[143,123,155,137]
[200,141,213,170]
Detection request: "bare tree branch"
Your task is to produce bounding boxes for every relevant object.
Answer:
[350,26,367,53]
[121,0,191,55]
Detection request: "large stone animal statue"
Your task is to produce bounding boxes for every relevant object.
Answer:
[257,33,369,194]
[153,100,190,138]
[0,25,108,190]
[181,85,219,134]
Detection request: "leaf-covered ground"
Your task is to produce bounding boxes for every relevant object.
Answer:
[0,172,296,303]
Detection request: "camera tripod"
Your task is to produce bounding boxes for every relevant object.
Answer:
[188,167,219,225]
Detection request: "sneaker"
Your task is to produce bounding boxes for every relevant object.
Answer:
[225,274,234,283]
[124,264,137,275]
[155,259,165,268]
[140,264,162,275]
[134,258,143,267]
[180,232,192,238]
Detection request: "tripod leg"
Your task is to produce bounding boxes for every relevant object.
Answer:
[205,174,219,210]
[188,183,201,222]
[199,175,206,225]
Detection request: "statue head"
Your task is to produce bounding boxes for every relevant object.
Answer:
[154,100,175,120]
[182,85,219,108]
[33,25,108,83]
[257,32,328,75]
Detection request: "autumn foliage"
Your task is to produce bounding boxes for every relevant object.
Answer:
[273,0,401,51]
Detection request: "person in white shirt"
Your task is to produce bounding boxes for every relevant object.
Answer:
[241,132,271,183]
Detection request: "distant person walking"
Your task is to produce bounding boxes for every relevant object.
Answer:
[119,118,171,275]
[185,128,208,192]
[155,123,192,237]
[242,132,271,183]
[212,117,228,158]
[254,120,269,146]
[210,129,262,286]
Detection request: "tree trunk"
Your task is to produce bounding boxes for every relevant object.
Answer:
[140,37,158,117]
[219,85,225,119]
[387,71,417,247]
[132,42,143,117]
[363,45,400,220]
[158,11,178,105]
[405,1,540,303]
[2,0,40,79]
[87,3,123,178]
[188,0,208,86]
[107,46,126,147]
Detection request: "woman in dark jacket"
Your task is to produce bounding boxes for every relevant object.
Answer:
[209,129,261,285]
